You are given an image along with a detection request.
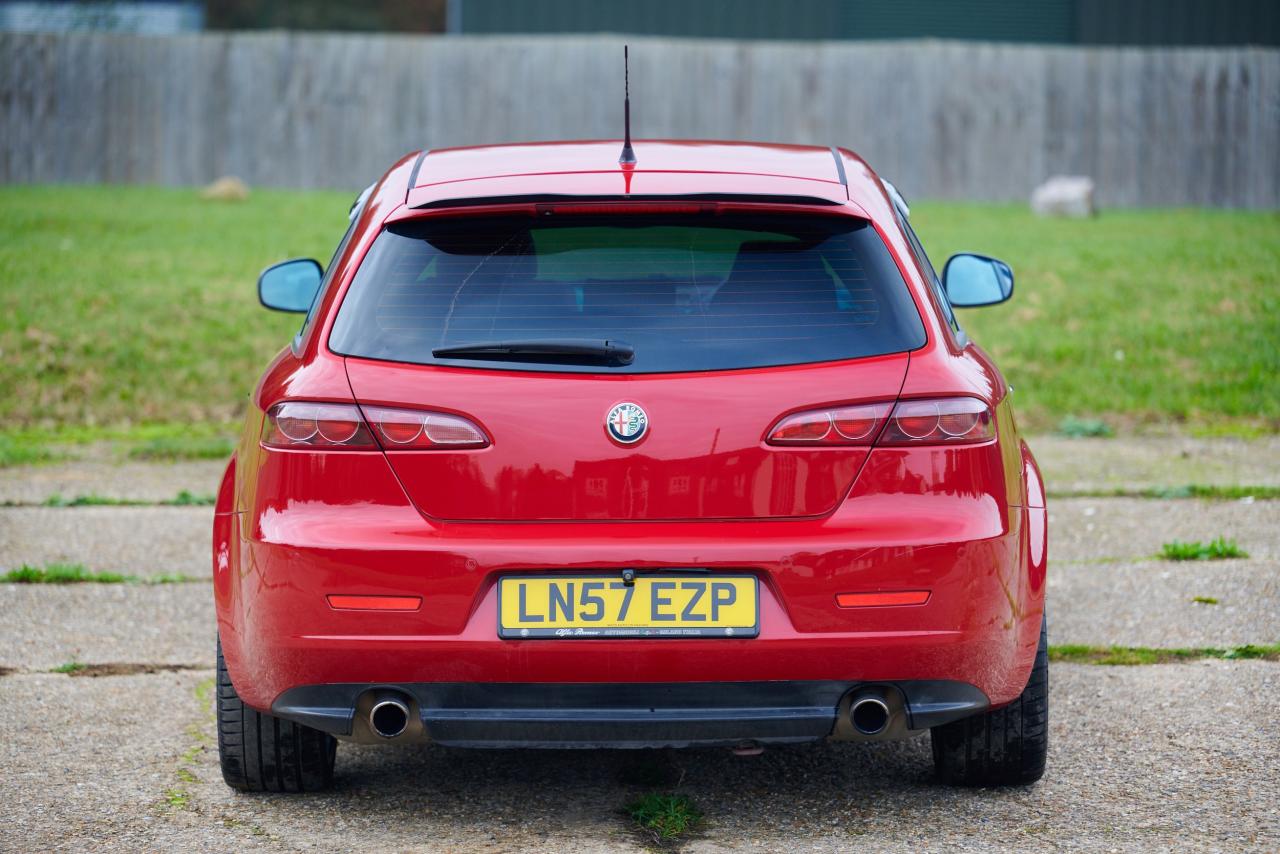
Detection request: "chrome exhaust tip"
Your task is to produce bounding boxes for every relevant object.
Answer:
[369,695,410,739]
[850,696,891,736]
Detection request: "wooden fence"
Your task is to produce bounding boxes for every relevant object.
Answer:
[1,32,1277,206]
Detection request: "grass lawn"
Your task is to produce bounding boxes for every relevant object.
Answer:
[0,186,349,454]
[0,186,1276,452]
[911,203,1279,434]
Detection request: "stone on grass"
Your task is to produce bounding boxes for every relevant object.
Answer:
[201,177,250,202]
[1031,176,1095,218]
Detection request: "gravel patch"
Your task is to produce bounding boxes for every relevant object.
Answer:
[0,583,212,670]
[2,661,1274,852]
[0,506,212,577]
[0,459,225,504]
[1049,558,1279,647]
[674,660,1280,852]
[1050,497,1278,564]
[1042,497,1278,648]
[0,671,252,852]
[1033,435,1280,493]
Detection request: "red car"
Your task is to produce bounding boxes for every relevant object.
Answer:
[214,140,1048,792]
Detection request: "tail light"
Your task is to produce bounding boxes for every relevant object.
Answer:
[767,397,993,447]
[881,397,994,444]
[262,402,489,450]
[767,403,892,446]
[362,405,489,449]
[262,402,377,449]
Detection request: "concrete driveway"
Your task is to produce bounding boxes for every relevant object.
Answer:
[2,436,1277,851]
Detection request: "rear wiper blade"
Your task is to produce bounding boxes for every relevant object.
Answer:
[432,338,635,365]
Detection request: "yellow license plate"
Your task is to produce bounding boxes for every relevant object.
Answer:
[498,574,759,639]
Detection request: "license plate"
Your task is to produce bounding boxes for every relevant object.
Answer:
[498,574,759,639]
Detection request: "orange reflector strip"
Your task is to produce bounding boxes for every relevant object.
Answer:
[326,594,422,612]
[835,590,930,608]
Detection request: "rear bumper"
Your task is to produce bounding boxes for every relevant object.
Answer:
[273,679,989,747]
[220,562,1041,712]
[214,446,1048,717]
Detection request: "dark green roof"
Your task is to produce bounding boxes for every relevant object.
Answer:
[452,0,1280,46]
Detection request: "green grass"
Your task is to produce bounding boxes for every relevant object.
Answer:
[0,435,60,466]
[2,562,203,584]
[0,185,348,438]
[146,572,208,584]
[1159,537,1249,561]
[127,436,235,461]
[163,788,191,810]
[166,489,216,506]
[50,661,87,674]
[39,490,215,507]
[1191,596,1219,605]
[161,677,216,814]
[4,563,131,584]
[0,420,238,467]
[1056,416,1115,438]
[0,189,1276,439]
[626,793,702,845]
[1050,644,1280,665]
[911,204,1280,433]
[1049,484,1280,500]
[1144,485,1280,501]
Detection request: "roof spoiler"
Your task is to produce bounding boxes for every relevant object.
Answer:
[412,192,843,210]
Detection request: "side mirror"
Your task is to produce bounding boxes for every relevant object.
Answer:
[258,259,322,313]
[942,253,1014,308]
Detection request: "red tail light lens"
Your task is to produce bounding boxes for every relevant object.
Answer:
[262,402,376,449]
[362,405,490,450]
[262,402,490,450]
[767,403,892,446]
[831,406,883,441]
[770,411,832,443]
[767,398,993,447]
[881,397,994,445]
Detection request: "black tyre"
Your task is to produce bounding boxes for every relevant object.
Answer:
[216,638,336,792]
[931,616,1049,786]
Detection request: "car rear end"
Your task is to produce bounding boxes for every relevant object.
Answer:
[216,178,1044,764]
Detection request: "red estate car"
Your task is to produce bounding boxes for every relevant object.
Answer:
[214,140,1048,792]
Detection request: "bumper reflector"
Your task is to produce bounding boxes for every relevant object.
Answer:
[326,594,422,612]
[836,590,930,608]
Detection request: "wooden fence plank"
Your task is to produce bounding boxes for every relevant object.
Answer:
[0,32,1275,207]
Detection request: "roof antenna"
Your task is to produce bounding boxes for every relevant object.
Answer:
[618,45,636,165]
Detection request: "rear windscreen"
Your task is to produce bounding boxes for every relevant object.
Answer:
[328,214,926,373]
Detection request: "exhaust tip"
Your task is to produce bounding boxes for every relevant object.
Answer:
[369,696,410,739]
[851,696,890,735]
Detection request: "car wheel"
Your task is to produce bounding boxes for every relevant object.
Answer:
[930,615,1048,786]
[216,637,336,792]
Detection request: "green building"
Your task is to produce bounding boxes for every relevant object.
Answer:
[447,0,1280,46]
